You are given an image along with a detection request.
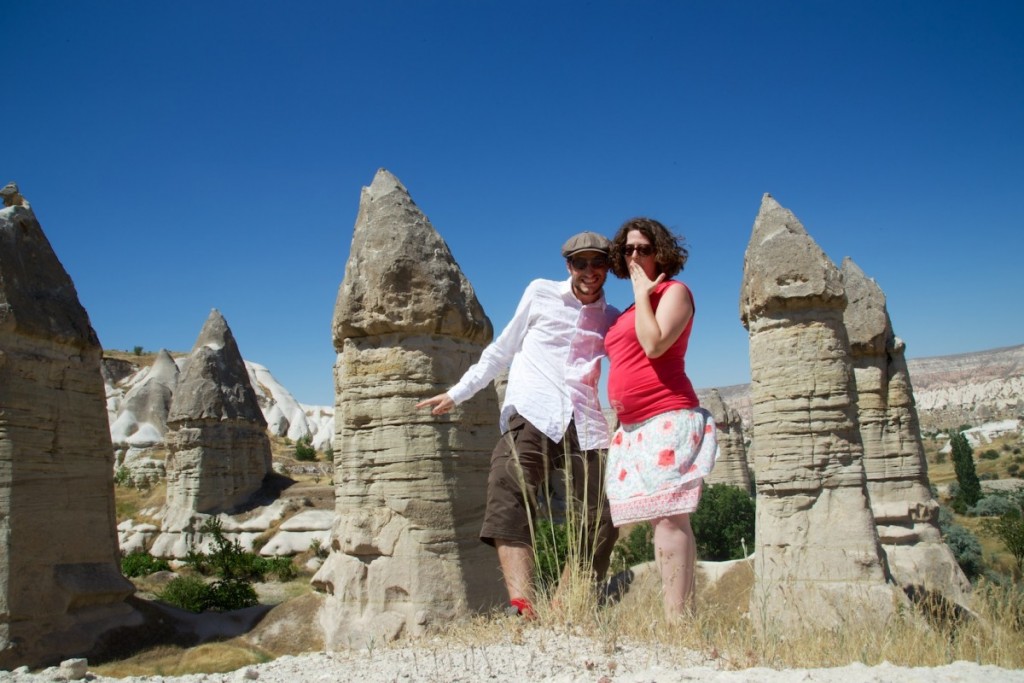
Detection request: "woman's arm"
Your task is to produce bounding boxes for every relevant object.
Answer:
[630,265,693,358]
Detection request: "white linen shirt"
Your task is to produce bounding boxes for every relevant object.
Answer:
[447,277,620,450]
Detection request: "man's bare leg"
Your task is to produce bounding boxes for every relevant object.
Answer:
[496,539,534,604]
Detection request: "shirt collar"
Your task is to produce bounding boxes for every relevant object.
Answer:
[560,277,607,310]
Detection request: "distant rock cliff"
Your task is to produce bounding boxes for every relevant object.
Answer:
[702,344,1024,432]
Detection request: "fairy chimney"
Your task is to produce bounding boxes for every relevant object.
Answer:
[701,389,752,494]
[739,194,900,630]
[0,185,138,668]
[161,310,272,531]
[313,169,503,648]
[841,257,970,606]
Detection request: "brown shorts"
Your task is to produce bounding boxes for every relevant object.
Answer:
[480,413,618,577]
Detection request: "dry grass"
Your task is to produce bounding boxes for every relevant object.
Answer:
[90,643,273,678]
[115,481,167,522]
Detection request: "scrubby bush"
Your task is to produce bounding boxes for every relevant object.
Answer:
[157,576,258,613]
[981,449,1000,460]
[158,576,211,613]
[294,436,317,462]
[939,506,984,580]
[114,466,131,487]
[184,518,296,582]
[982,507,1024,573]
[1008,463,1020,476]
[968,495,1018,517]
[206,579,259,611]
[691,484,755,561]
[121,551,171,577]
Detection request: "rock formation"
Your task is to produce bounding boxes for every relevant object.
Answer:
[313,168,504,648]
[841,257,969,606]
[160,310,272,533]
[739,193,899,630]
[0,185,138,668]
[700,389,752,494]
[109,349,179,486]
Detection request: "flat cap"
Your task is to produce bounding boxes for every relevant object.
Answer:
[561,231,611,258]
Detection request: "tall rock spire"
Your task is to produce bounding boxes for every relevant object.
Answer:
[0,184,138,668]
[740,193,900,630]
[315,169,503,648]
[841,257,970,608]
[161,309,271,534]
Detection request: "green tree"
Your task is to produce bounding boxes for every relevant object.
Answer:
[950,432,981,513]
[691,484,756,561]
[983,504,1024,574]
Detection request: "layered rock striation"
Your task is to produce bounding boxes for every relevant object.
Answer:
[313,168,503,648]
[841,257,969,606]
[699,389,751,494]
[0,185,138,668]
[161,310,272,534]
[739,194,898,630]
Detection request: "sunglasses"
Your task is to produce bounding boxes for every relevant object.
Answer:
[623,244,654,257]
[569,255,609,270]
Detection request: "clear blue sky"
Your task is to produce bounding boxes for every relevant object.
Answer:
[7,2,1023,406]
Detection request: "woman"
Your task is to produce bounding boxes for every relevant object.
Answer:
[603,217,717,618]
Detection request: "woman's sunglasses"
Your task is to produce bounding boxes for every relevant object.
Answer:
[623,244,654,257]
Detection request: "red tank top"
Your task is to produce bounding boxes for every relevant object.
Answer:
[605,280,698,424]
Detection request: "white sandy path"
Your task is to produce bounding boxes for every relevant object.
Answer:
[3,630,1022,683]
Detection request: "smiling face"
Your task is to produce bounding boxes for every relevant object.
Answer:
[566,250,609,304]
[624,229,658,280]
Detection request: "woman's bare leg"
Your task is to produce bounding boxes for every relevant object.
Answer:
[652,513,696,618]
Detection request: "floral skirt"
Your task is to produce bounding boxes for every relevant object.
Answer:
[606,407,718,526]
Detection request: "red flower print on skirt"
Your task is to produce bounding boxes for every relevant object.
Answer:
[618,469,628,481]
[658,449,676,467]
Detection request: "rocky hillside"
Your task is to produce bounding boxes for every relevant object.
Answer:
[701,344,1024,432]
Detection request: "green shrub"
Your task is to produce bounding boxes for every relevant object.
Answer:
[969,495,1018,517]
[157,576,259,613]
[121,551,171,578]
[295,436,317,462]
[114,466,131,487]
[184,518,296,582]
[939,506,984,580]
[982,507,1024,573]
[533,518,568,590]
[206,579,259,611]
[981,449,1000,460]
[1008,463,1020,476]
[158,576,211,613]
[691,484,755,561]
[132,345,144,356]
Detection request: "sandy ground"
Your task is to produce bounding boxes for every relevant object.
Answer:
[2,629,1023,683]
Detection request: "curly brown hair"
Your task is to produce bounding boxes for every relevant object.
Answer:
[608,217,688,279]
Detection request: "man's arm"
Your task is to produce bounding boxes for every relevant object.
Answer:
[416,281,539,415]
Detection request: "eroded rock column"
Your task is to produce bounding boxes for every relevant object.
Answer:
[841,257,969,607]
[739,194,898,630]
[313,169,503,648]
[0,185,137,668]
[701,389,752,494]
[161,309,272,534]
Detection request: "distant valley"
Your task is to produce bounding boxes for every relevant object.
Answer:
[701,343,1024,433]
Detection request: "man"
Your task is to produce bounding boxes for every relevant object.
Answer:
[416,231,620,617]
